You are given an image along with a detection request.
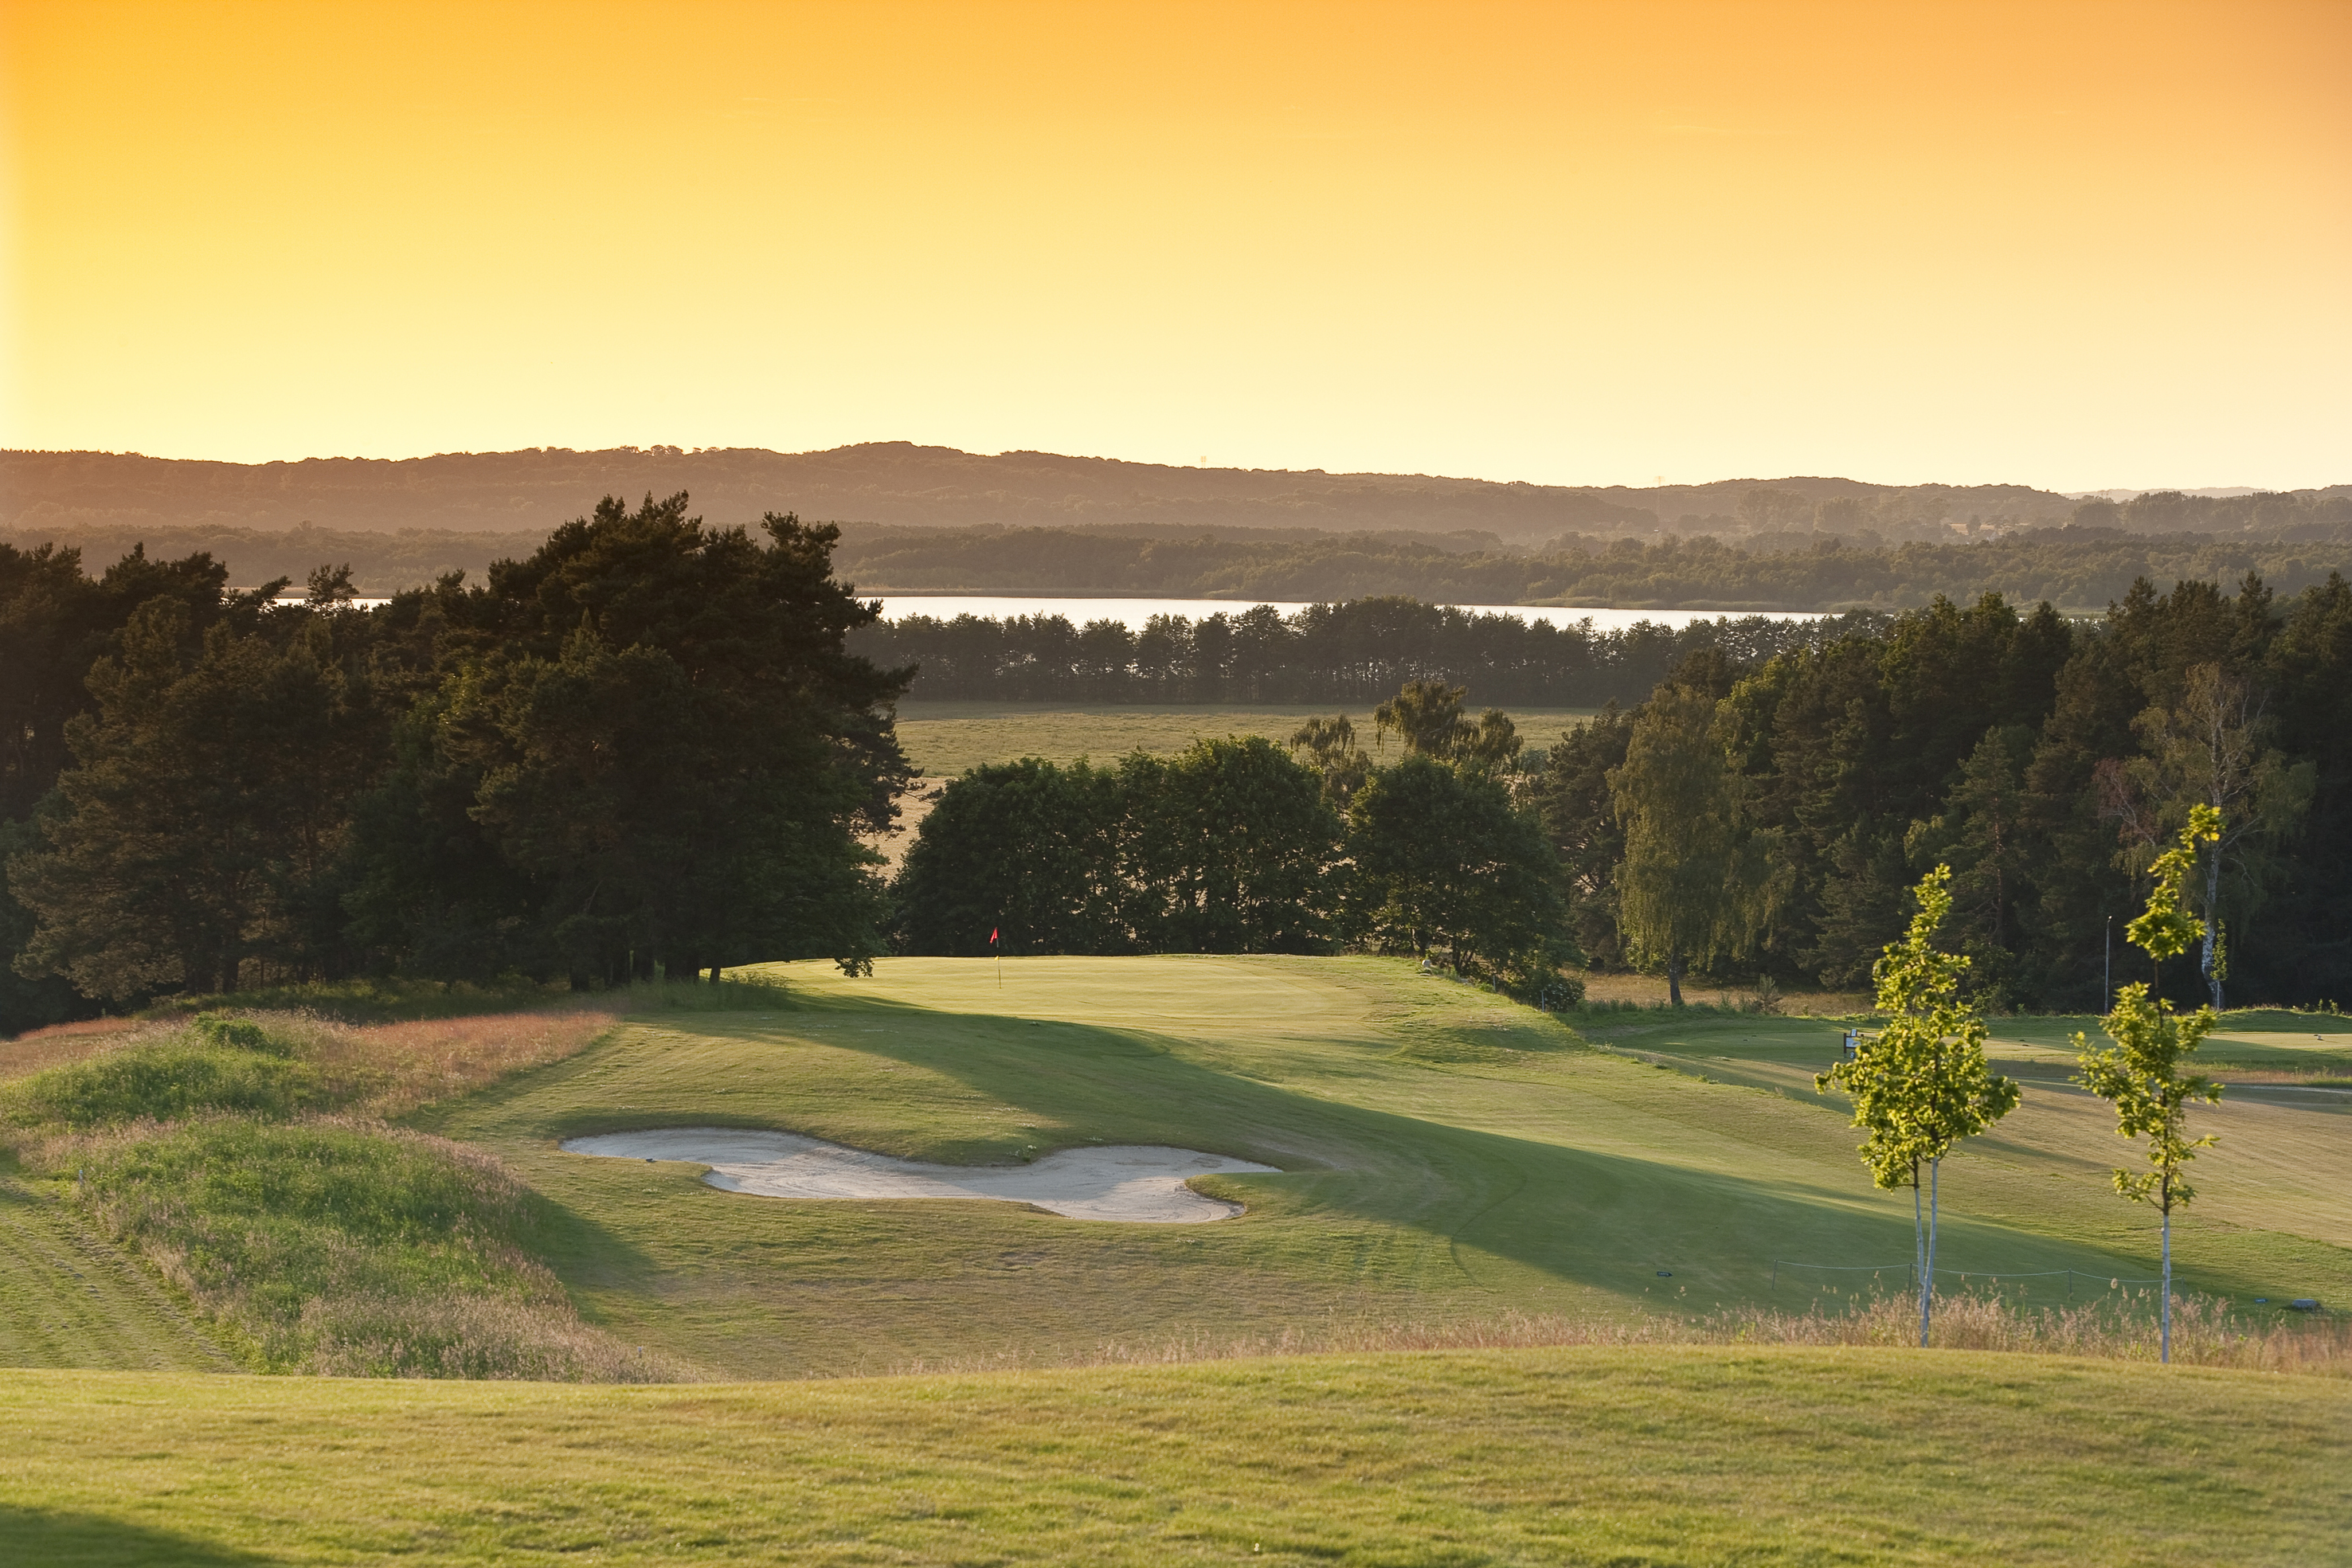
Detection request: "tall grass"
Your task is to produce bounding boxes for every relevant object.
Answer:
[1,1019,321,1128]
[885,1290,2347,1378]
[39,1115,678,1380]
[3,1009,671,1381]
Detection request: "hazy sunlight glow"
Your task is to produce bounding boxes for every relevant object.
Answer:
[5,0,2348,489]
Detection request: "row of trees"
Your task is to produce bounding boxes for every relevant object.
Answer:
[1,495,912,1032]
[1542,575,2351,1010]
[855,600,1843,706]
[891,700,1573,999]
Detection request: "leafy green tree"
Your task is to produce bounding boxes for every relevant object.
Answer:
[1533,704,1633,971]
[891,758,1131,956]
[1288,715,1371,807]
[1371,679,1520,769]
[1125,737,1340,953]
[1903,725,2033,1007]
[348,493,910,983]
[1816,865,2020,1345]
[1345,753,1567,988]
[2120,664,2311,1007]
[1610,685,1754,1005]
[2073,805,2225,1363]
[10,600,377,999]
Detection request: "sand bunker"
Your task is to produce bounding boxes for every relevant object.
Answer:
[561,1128,1278,1223]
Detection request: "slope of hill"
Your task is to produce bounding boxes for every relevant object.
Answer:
[2,444,2094,542]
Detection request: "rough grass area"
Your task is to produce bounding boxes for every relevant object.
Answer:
[879,1288,2350,1378]
[0,1007,652,1378]
[0,1347,2343,1566]
[53,1117,667,1379]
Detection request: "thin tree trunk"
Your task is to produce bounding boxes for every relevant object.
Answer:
[2161,1196,2173,1366]
[2201,843,2224,1011]
[1667,951,1684,1007]
[1923,1156,1941,1347]
[1913,1163,1927,1345]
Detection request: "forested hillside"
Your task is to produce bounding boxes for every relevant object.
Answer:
[836,518,2352,608]
[12,510,2350,609]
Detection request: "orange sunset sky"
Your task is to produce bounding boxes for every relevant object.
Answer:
[2,0,2347,489]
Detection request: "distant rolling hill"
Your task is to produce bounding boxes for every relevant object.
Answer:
[2,442,2083,543]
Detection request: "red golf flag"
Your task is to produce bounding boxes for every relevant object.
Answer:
[989,927,999,945]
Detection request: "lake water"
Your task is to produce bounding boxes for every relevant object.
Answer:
[875,596,1818,632]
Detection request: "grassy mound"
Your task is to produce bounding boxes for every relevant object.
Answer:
[3,1017,319,1128]
[0,1346,2344,1565]
[2,1008,658,1379]
[70,1117,652,1378]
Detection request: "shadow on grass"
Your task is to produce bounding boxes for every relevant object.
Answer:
[0,1506,277,1566]
[484,982,2183,1310]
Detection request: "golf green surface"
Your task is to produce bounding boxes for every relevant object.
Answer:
[401,956,2350,1378]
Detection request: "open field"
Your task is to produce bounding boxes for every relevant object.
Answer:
[892,702,1601,780]
[2,1348,2346,1566]
[875,701,1596,864]
[382,956,2352,1378]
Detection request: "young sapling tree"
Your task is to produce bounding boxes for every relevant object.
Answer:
[1817,865,2020,1346]
[2074,804,2225,1364]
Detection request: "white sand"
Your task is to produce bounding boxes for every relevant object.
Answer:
[560,1128,1278,1223]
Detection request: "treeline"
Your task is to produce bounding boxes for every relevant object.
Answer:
[855,600,1860,707]
[0,522,550,599]
[0,495,910,1034]
[1539,576,2352,1011]
[835,511,2352,608]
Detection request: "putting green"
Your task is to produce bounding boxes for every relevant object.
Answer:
[417,956,2352,1378]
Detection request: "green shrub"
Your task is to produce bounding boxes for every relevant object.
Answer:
[188,1012,288,1054]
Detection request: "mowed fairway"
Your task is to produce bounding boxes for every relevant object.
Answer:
[417,956,2351,1378]
[2,1349,2344,1566]
[1575,1006,2352,1309]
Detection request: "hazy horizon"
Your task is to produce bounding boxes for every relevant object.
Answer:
[5,2,2347,492]
[2,438,2329,503]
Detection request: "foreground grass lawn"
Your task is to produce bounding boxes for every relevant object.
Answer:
[409,956,2350,1378]
[2,1347,2341,1566]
